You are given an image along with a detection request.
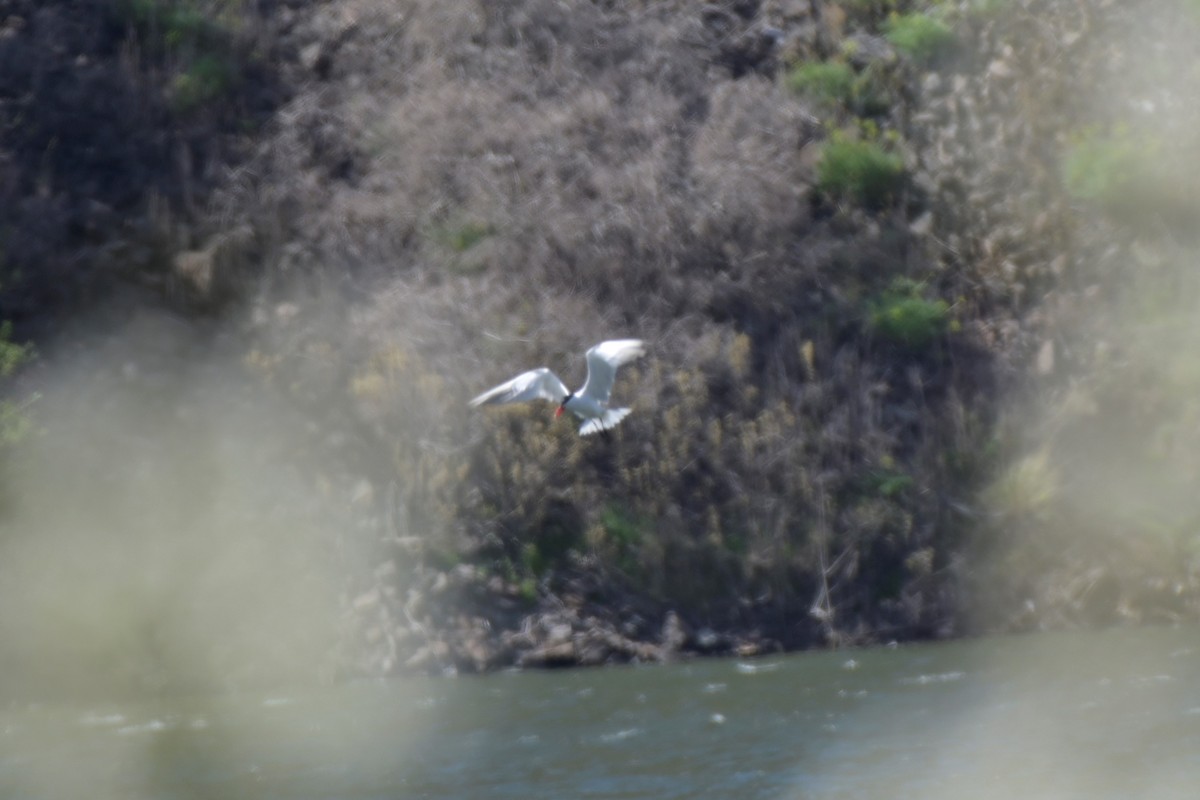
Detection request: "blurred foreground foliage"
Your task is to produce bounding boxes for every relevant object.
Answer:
[938,0,1200,630]
[0,322,33,449]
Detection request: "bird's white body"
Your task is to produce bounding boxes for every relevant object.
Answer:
[470,339,646,435]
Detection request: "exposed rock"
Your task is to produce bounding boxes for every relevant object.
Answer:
[661,611,688,655]
[519,640,576,668]
[170,225,257,306]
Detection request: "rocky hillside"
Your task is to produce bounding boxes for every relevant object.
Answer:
[2,0,1200,693]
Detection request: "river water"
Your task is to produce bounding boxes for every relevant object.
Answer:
[4,625,1200,799]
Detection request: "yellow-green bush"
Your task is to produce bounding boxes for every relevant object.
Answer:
[818,132,906,208]
[787,60,891,117]
[787,62,856,105]
[885,11,956,65]
[869,279,951,350]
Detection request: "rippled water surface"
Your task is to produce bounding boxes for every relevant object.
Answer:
[5,626,1200,799]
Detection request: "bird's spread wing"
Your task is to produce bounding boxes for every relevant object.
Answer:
[469,367,570,407]
[579,339,645,406]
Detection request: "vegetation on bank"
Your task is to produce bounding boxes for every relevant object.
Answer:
[313,0,999,661]
[3,0,1200,692]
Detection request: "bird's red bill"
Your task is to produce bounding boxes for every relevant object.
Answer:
[555,406,564,418]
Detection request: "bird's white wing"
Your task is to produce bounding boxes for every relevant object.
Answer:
[578,339,645,406]
[469,367,570,407]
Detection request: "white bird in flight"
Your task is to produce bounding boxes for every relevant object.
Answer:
[469,339,646,436]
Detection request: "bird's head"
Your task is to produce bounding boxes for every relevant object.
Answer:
[555,394,572,419]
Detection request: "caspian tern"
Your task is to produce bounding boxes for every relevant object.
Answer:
[469,339,646,436]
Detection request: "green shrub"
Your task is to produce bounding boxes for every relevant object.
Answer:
[600,504,644,550]
[817,134,905,208]
[517,577,538,602]
[117,0,245,113]
[159,4,211,48]
[869,279,950,349]
[871,469,914,497]
[599,504,648,574]
[849,66,893,117]
[787,61,856,105]
[787,59,892,117]
[171,53,237,111]
[521,541,549,577]
[885,12,955,65]
[117,0,228,54]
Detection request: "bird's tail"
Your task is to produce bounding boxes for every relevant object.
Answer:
[579,408,632,436]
